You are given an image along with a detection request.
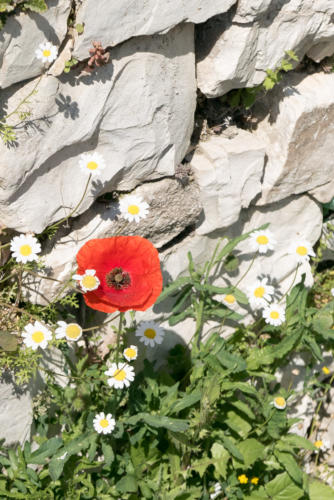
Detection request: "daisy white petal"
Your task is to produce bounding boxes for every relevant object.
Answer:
[35,42,58,63]
[73,269,100,292]
[135,321,165,347]
[79,152,105,176]
[105,363,135,389]
[123,345,138,362]
[93,411,116,434]
[288,240,315,263]
[249,229,276,254]
[55,321,82,341]
[22,321,52,350]
[314,438,331,453]
[262,303,285,326]
[10,234,41,264]
[247,278,275,309]
[119,195,149,223]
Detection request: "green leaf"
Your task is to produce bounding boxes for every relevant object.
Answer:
[102,442,114,466]
[27,437,62,464]
[221,435,244,462]
[274,451,303,485]
[224,255,239,272]
[116,475,138,493]
[216,349,246,373]
[285,50,299,61]
[49,456,65,481]
[75,23,84,34]
[309,480,334,500]
[156,277,192,303]
[225,410,252,438]
[246,330,301,370]
[234,439,265,468]
[214,223,270,264]
[211,442,229,478]
[127,413,189,432]
[168,391,201,415]
[265,472,304,500]
[169,306,194,326]
[23,0,47,12]
[0,331,18,351]
[281,434,317,452]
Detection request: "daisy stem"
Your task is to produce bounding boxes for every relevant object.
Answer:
[116,312,124,364]
[234,253,256,289]
[279,263,300,304]
[0,242,10,250]
[82,313,121,332]
[43,174,92,234]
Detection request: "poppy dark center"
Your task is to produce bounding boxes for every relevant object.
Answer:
[105,267,131,290]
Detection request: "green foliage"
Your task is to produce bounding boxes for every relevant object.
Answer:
[222,50,298,110]
[0,0,47,30]
[63,57,78,74]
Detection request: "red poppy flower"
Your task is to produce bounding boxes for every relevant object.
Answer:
[75,236,163,313]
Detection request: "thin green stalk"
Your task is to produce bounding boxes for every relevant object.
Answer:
[279,263,300,303]
[0,242,10,251]
[195,299,204,350]
[116,312,124,364]
[234,253,256,289]
[82,313,121,332]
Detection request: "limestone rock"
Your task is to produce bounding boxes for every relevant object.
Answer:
[23,177,201,305]
[254,73,334,205]
[0,24,196,233]
[191,130,266,235]
[0,377,33,445]
[73,0,235,60]
[0,0,71,89]
[197,0,334,97]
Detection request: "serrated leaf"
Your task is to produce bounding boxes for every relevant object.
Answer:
[281,434,317,452]
[211,442,229,478]
[116,475,138,493]
[27,437,63,464]
[265,472,304,500]
[156,277,192,303]
[274,451,303,485]
[102,442,114,466]
[221,435,244,462]
[309,480,334,500]
[168,391,201,415]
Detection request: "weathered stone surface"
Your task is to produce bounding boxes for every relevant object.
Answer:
[197,0,334,97]
[73,0,235,60]
[0,24,196,233]
[23,177,201,305]
[191,130,265,235]
[0,377,33,445]
[0,0,71,89]
[254,73,334,205]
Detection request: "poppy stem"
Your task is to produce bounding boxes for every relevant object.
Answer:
[116,312,124,364]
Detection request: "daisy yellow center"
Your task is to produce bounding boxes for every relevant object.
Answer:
[270,311,279,319]
[86,161,98,171]
[275,397,286,407]
[144,328,156,339]
[19,244,32,256]
[128,204,140,215]
[113,369,126,381]
[314,440,323,448]
[296,245,307,256]
[124,347,136,359]
[256,235,269,245]
[65,324,81,339]
[254,286,265,298]
[224,294,235,304]
[32,331,45,343]
[322,366,330,375]
[82,275,97,289]
[99,419,109,428]
[43,49,51,57]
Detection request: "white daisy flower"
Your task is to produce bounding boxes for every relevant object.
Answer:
[123,345,138,362]
[119,195,149,223]
[78,152,105,176]
[247,278,275,309]
[10,234,41,264]
[262,303,285,326]
[273,396,286,410]
[55,321,82,341]
[135,321,165,347]
[22,321,52,350]
[331,288,334,297]
[222,293,237,309]
[105,363,135,389]
[93,412,116,435]
[288,240,315,263]
[73,269,100,292]
[35,41,58,64]
[210,483,222,500]
[314,439,331,453]
[249,229,276,254]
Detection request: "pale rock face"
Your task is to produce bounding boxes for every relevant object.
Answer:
[191,130,266,235]
[197,0,334,97]
[23,178,201,305]
[0,24,196,233]
[0,0,71,89]
[73,0,235,60]
[254,73,334,205]
[0,378,33,445]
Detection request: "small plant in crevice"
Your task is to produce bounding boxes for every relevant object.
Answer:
[83,41,110,73]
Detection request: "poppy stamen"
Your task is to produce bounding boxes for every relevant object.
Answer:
[106,267,131,290]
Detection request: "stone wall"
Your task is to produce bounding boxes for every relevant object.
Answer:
[1,0,334,443]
